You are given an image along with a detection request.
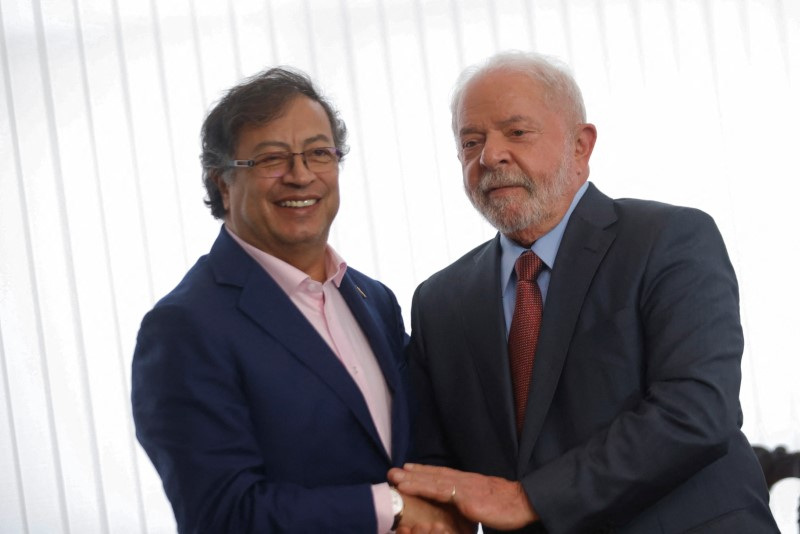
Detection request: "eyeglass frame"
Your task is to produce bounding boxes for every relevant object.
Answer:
[226,146,344,178]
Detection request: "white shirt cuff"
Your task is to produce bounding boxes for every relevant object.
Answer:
[372,482,394,533]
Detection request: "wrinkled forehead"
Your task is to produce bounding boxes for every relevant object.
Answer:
[455,70,560,129]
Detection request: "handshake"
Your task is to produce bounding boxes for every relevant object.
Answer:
[387,464,538,534]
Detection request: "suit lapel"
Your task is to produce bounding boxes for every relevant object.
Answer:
[517,184,618,472]
[338,274,409,463]
[458,237,520,468]
[338,275,400,396]
[208,228,388,461]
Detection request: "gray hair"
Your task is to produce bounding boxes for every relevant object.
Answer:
[450,50,587,137]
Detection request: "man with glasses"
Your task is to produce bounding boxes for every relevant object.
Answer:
[132,67,469,533]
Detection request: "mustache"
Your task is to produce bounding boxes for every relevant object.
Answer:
[477,169,534,194]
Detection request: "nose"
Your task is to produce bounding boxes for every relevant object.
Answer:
[282,153,315,186]
[479,134,510,169]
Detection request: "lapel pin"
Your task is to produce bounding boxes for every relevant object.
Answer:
[356,285,367,299]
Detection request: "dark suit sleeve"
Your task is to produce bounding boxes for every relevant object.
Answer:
[523,208,745,532]
[132,304,378,534]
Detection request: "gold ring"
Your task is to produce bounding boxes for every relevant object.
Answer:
[449,485,456,502]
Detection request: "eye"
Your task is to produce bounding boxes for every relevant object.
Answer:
[461,139,481,150]
[510,129,526,137]
[255,153,288,167]
[307,147,334,161]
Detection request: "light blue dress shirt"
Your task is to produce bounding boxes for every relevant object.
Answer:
[500,181,589,334]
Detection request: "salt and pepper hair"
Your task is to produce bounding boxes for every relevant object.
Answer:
[450,50,587,138]
[201,67,349,219]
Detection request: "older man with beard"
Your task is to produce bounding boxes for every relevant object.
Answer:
[389,51,778,534]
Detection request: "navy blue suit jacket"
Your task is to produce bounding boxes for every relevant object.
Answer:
[132,227,410,533]
[409,183,777,533]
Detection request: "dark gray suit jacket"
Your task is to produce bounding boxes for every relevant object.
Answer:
[408,183,777,533]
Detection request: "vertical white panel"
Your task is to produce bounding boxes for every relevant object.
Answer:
[42,0,154,531]
[0,9,28,533]
[1,0,78,531]
[25,0,113,531]
[67,15,164,527]
[152,0,222,262]
[229,0,277,77]
[783,0,800,83]
[0,332,26,534]
[114,0,191,298]
[777,0,800,462]
[337,0,414,286]
[188,0,240,99]
[528,0,572,60]
[490,0,533,51]
[0,8,30,516]
[449,0,496,64]
[74,0,156,346]
[580,0,638,199]
[370,0,452,296]
[269,0,316,69]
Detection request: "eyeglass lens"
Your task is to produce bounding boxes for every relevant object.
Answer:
[256,148,338,178]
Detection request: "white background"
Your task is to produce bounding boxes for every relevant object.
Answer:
[1,0,798,532]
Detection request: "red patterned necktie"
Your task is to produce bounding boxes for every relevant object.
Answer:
[508,251,545,434]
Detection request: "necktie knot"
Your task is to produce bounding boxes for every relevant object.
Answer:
[515,251,544,283]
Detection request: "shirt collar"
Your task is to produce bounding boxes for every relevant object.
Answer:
[500,181,589,286]
[224,226,348,295]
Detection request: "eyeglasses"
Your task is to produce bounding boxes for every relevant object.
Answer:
[228,147,343,178]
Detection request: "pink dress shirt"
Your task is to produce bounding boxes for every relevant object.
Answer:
[227,228,395,533]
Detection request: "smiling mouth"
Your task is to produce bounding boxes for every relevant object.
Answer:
[279,199,318,208]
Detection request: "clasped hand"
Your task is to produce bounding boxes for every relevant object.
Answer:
[393,490,475,534]
[389,464,538,532]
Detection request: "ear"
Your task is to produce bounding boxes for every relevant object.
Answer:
[213,171,232,212]
[573,123,597,169]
